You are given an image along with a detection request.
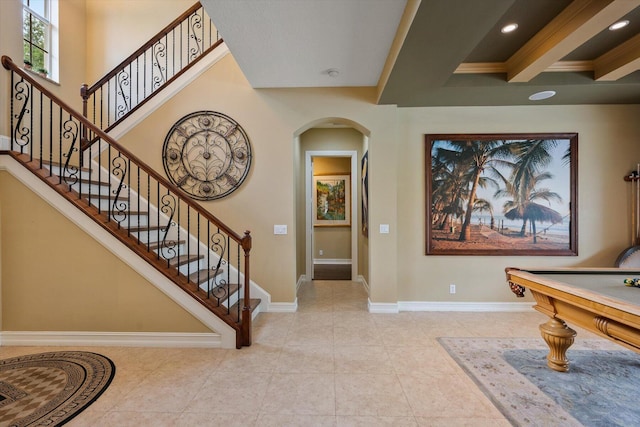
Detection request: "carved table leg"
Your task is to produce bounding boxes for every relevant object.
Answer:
[539,317,577,372]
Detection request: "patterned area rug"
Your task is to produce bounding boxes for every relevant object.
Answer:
[439,337,640,427]
[0,351,115,426]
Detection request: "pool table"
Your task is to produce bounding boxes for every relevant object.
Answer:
[506,267,640,372]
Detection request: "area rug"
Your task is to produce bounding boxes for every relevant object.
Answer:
[438,337,640,427]
[0,351,115,426]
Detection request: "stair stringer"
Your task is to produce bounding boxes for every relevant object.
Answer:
[0,154,237,348]
[82,150,271,315]
[100,42,230,142]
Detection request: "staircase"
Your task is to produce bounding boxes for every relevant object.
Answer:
[1,51,259,348]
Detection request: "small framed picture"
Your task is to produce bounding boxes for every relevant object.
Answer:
[313,175,350,226]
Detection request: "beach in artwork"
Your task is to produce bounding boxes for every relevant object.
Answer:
[431,223,570,252]
[427,134,575,254]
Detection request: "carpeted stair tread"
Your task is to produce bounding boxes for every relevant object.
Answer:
[128,224,167,232]
[188,268,224,284]
[148,239,186,250]
[37,159,92,172]
[208,282,240,296]
[113,211,149,216]
[82,193,128,200]
[77,177,111,186]
[168,253,204,267]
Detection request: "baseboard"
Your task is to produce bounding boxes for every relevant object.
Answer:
[367,300,533,314]
[267,300,298,313]
[368,299,399,314]
[357,275,370,294]
[313,258,352,265]
[398,301,534,312]
[0,331,223,348]
[296,275,307,293]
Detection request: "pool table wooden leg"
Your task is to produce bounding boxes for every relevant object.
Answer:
[539,317,577,372]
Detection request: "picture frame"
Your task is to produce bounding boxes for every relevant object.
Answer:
[426,133,578,256]
[361,151,369,237]
[314,174,351,226]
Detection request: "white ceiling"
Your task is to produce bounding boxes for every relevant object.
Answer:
[200,0,407,88]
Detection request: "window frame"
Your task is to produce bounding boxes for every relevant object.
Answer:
[23,0,56,80]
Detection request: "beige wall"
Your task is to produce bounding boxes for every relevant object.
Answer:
[56,0,87,111]
[0,0,24,137]
[100,48,640,306]
[397,105,640,302]
[114,54,400,303]
[0,172,210,332]
[0,0,87,119]
[2,0,640,325]
[85,0,194,81]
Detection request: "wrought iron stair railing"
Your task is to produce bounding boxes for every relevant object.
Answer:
[2,55,254,348]
[80,2,221,143]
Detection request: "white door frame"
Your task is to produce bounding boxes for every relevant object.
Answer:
[305,150,358,281]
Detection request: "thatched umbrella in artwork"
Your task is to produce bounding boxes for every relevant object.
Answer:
[504,202,563,243]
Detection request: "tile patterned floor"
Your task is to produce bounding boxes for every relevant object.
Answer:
[0,280,602,426]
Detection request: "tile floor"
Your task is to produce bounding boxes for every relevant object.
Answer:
[0,280,604,426]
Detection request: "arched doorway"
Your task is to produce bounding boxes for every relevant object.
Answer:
[293,118,370,291]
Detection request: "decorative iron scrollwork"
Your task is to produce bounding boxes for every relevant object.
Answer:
[162,111,252,200]
[13,78,31,150]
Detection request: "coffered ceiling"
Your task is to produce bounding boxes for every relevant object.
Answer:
[202,0,640,107]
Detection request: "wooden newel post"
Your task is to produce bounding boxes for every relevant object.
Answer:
[241,230,252,347]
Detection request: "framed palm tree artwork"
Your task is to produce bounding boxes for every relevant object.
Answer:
[425,133,578,256]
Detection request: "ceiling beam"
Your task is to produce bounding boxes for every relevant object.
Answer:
[506,0,640,82]
[454,60,594,74]
[376,0,421,103]
[378,0,515,105]
[594,32,640,80]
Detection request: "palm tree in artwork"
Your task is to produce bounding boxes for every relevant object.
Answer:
[508,139,558,207]
[501,171,563,243]
[473,198,494,229]
[499,138,563,241]
[431,147,470,230]
[440,140,512,241]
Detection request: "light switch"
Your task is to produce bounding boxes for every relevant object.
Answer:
[274,225,288,235]
[379,224,390,234]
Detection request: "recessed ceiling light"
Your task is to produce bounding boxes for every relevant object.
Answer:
[609,20,629,31]
[325,68,339,77]
[529,90,556,101]
[501,23,518,33]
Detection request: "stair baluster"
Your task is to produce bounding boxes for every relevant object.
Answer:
[80,2,221,141]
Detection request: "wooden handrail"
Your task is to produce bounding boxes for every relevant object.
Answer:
[2,55,249,247]
[84,2,205,95]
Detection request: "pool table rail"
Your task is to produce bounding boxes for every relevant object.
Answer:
[505,267,640,371]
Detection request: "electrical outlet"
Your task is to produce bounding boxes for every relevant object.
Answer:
[319,249,323,255]
[449,284,456,294]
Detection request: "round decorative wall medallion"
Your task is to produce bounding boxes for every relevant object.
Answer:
[162,111,252,200]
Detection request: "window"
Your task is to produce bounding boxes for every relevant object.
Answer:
[23,0,56,78]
